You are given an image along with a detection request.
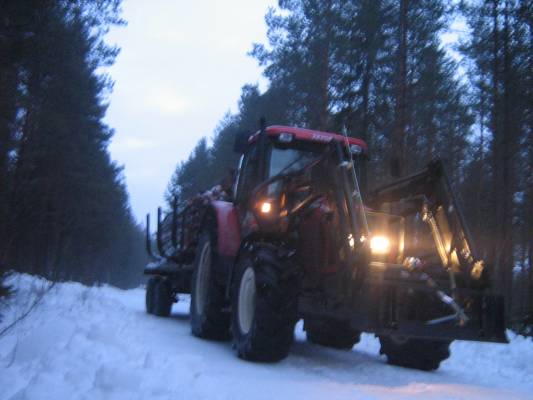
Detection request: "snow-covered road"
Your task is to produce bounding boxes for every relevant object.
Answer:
[1,274,531,400]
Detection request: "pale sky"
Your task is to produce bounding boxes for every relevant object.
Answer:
[104,0,276,223]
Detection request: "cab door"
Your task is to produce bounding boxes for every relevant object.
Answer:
[234,142,264,205]
[234,138,273,235]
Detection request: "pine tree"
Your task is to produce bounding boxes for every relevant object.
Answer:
[1,0,146,288]
[461,0,532,320]
[251,0,339,130]
[166,138,212,204]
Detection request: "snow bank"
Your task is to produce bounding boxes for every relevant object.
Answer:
[1,274,531,400]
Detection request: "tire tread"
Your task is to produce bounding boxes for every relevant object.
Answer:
[379,336,451,371]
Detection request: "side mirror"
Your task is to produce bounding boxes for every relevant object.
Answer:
[233,131,250,154]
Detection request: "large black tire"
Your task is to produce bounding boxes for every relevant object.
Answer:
[231,246,298,362]
[145,277,157,314]
[190,231,230,339]
[305,318,361,350]
[152,277,173,317]
[379,336,452,371]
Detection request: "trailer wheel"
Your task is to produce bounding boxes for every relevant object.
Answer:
[190,231,229,339]
[231,247,297,362]
[145,277,157,314]
[152,278,173,317]
[305,318,361,350]
[379,335,451,371]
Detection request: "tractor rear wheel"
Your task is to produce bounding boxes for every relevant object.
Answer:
[305,318,361,350]
[379,335,451,371]
[231,247,298,362]
[152,277,173,317]
[190,231,230,340]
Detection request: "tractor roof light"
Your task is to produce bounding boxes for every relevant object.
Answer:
[350,144,363,154]
[278,132,294,143]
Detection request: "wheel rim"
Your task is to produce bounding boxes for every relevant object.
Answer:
[195,241,211,315]
[238,266,256,335]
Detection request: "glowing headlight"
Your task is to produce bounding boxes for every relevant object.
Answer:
[370,235,390,255]
[260,201,272,214]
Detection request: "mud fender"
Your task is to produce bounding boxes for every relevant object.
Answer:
[210,200,241,259]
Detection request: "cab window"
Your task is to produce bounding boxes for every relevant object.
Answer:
[235,143,260,203]
[268,147,317,177]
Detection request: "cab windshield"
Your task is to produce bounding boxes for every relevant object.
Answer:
[268,146,318,177]
[267,141,369,238]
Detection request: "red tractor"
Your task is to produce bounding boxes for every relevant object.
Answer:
[144,123,506,370]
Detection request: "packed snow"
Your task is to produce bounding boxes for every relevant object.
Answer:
[1,274,531,400]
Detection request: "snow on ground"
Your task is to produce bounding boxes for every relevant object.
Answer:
[0,274,532,400]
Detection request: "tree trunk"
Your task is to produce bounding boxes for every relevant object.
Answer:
[317,0,332,131]
[525,2,533,316]
[391,0,408,178]
[498,0,514,320]
[359,2,380,191]
[489,0,504,298]
[475,88,487,252]
[0,15,18,267]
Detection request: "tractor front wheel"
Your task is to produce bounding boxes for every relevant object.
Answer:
[231,247,297,362]
[305,318,361,350]
[379,335,452,371]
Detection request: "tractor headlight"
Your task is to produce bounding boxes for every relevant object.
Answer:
[260,201,272,214]
[348,234,355,249]
[370,235,390,255]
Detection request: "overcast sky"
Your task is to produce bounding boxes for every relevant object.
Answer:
[104,0,276,223]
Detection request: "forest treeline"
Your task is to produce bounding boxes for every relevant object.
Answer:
[167,0,532,325]
[0,0,146,289]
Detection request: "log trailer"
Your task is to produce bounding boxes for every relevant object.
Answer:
[144,123,507,370]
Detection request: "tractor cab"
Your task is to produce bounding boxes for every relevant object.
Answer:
[232,125,380,291]
[232,125,370,239]
[233,126,367,201]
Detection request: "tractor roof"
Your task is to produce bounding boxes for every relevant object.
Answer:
[250,125,368,151]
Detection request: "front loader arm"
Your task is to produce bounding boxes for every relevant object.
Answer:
[367,159,507,343]
[369,159,487,287]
